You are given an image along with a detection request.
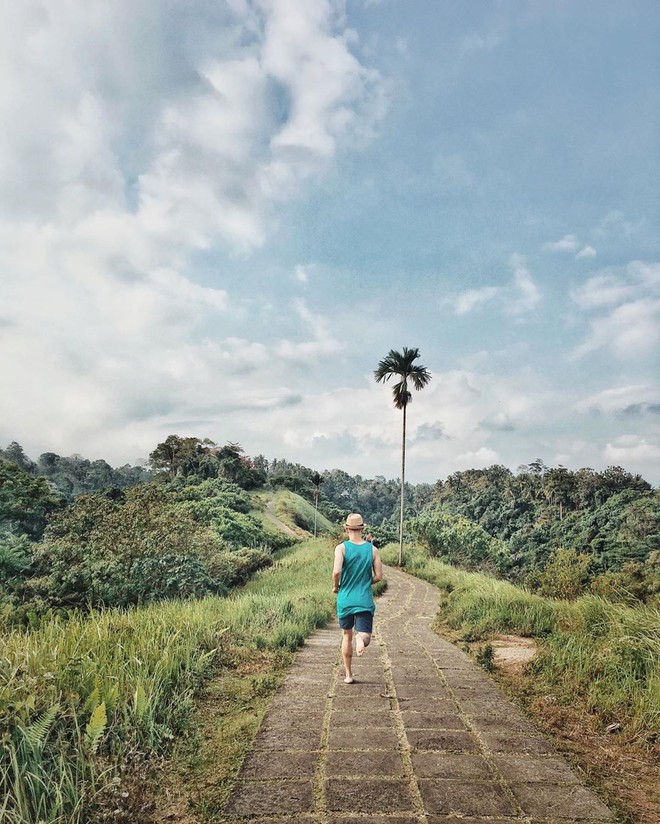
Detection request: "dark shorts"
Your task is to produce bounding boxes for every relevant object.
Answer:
[338,611,373,633]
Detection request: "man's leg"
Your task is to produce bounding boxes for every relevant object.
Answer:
[355,612,374,657]
[342,629,354,683]
[355,632,371,657]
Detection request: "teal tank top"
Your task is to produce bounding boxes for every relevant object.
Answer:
[336,541,375,618]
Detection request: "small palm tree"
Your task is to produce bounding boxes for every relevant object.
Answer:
[374,347,431,565]
[310,472,323,537]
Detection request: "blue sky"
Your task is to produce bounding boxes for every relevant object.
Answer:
[1,1,659,483]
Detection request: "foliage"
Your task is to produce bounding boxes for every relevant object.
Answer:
[590,552,660,608]
[18,485,227,611]
[475,642,495,672]
[373,346,432,410]
[35,451,151,501]
[409,508,511,575]
[527,547,593,600]
[0,539,335,823]
[424,463,658,598]
[0,459,63,540]
[149,436,265,489]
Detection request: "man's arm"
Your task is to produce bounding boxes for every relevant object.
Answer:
[372,548,383,584]
[332,544,344,593]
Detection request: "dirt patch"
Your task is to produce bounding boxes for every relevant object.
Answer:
[490,634,537,671]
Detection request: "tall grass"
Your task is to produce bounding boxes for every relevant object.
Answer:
[0,539,336,823]
[383,544,660,739]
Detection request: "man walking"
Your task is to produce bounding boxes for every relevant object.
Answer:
[333,513,383,684]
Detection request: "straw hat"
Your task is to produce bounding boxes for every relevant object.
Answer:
[345,513,365,529]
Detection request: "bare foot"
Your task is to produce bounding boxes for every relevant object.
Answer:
[343,675,355,684]
[356,633,365,657]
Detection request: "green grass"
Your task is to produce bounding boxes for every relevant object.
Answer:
[382,543,660,740]
[0,538,336,823]
[271,489,337,535]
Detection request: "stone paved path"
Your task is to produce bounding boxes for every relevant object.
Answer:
[221,565,615,823]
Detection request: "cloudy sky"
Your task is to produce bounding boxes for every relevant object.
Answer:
[1,0,659,483]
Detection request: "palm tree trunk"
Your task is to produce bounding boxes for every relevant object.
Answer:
[399,403,407,565]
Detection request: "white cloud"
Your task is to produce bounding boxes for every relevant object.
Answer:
[452,287,499,315]
[604,435,660,467]
[570,261,660,359]
[571,273,637,310]
[0,1,385,465]
[542,234,579,253]
[576,244,597,259]
[543,236,597,260]
[575,384,660,416]
[595,210,645,239]
[294,264,310,282]
[508,254,541,315]
[447,254,541,317]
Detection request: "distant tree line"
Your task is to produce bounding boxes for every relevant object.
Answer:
[0,441,151,501]
[410,461,659,604]
[1,439,658,612]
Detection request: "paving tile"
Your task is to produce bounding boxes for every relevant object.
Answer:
[328,817,420,824]
[392,674,442,687]
[418,779,518,816]
[328,727,400,750]
[493,754,581,784]
[391,666,439,678]
[396,697,457,714]
[426,818,520,824]
[261,711,325,731]
[400,711,466,730]
[224,779,314,817]
[345,676,387,687]
[459,699,526,716]
[406,729,480,752]
[252,726,322,750]
[325,778,416,813]
[325,749,406,777]
[395,684,450,700]
[330,709,395,728]
[510,782,614,819]
[479,732,555,755]
[278,680,330,697]
[467,715,537,734]
[411,752,493,780]
[332,693,392,710]
[238,750,318,779]
[267,694,328,713]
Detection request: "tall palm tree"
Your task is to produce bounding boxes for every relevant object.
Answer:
[374,347,431,565]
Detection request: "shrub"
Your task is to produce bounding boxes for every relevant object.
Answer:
[530,547,593,600]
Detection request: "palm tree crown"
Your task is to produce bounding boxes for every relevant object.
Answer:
[374,347,432,407]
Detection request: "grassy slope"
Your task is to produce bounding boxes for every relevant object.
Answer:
[251,488,337,537]
[0,526,337,824]
[382,542,660,824]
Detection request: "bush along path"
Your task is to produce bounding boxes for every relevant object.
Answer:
[221,564,615,823]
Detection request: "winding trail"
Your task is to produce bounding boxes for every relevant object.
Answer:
[262,499,299,538]
[221,565,615,823]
